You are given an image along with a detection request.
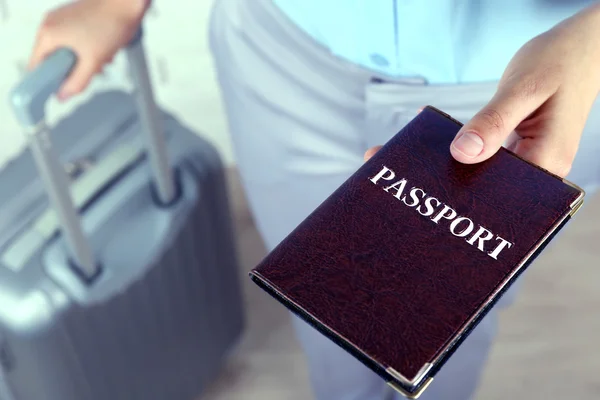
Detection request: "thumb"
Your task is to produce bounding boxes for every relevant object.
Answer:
[450,84,550,164]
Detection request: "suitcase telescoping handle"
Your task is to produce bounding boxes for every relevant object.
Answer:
[8,29,177,281]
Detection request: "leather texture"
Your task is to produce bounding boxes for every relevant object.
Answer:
[250,106,583,386]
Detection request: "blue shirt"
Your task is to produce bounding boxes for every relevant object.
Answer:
[273,0,594,84]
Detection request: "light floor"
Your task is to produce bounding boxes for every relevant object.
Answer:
[199,169,600,400]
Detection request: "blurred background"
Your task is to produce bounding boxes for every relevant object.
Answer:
[0,0,234,168]
[1,1,599,400]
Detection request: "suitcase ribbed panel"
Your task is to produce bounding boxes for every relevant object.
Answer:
[0,330,15,400]
[53,162,244,400]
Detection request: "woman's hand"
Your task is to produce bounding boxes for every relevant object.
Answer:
[448,3,600,178]
[28,0,149,101]
[367,4,600,176]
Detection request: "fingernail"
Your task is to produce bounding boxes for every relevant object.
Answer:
[452,131,484,158]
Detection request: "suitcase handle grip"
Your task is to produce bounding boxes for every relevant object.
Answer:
[8,27,177,281]
[10,48,77,126]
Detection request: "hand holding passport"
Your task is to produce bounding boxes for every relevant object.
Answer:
[250,106,585,399]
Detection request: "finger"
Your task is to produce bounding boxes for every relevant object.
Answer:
[364,146,382,162]
[509,125,580,178]
[57,57,100,100]
[504,131,520,151]
[27,35,53,71]
[450,77,557,164]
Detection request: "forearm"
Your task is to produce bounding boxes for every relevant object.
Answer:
[554,1,600,77]
[556,1,600,37]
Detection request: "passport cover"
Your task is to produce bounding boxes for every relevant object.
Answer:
[249,106,585,399]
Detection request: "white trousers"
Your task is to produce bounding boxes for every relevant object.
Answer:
[208,0,600,398]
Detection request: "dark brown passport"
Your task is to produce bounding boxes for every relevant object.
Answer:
[249,106,585,399]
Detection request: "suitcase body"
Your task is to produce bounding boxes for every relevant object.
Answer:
[0,35,244,400]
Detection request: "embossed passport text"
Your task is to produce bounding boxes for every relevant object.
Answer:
[249,106,585,399]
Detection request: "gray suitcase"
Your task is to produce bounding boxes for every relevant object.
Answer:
[0,30,244,400]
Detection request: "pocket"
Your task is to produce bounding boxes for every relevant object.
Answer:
[364,79,498,148]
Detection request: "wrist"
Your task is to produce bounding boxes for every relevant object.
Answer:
[580,2,600,61]
[102,0,150,23]
[553,2,600,61]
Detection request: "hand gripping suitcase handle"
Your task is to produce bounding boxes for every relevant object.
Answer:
[11,29,176,204]
[8,28,176,281]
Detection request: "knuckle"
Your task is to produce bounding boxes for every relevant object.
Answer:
[512,74,543,100]
[477,108,507,135]
[506,67,561,101]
